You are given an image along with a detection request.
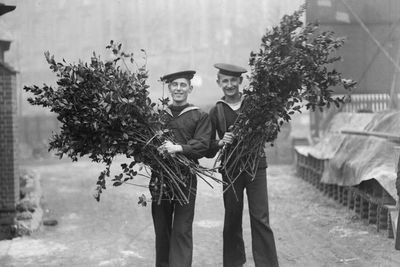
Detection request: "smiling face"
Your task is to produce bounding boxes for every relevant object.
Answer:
[168,77,193,106]
[217,73,243,99]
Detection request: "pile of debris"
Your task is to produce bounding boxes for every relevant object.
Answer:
[15,170,43,236]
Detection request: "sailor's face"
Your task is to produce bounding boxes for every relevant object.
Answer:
[168,78,192,104]
[217,73,242,97]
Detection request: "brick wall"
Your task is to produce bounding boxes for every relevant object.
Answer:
[0,63,18,238]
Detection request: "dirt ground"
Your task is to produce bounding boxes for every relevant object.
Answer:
[1,156,400,267]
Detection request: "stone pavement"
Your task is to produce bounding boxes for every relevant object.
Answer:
[1,157,400,266]
[0,157,226,267]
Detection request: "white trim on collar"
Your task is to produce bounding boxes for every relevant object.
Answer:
[216,94,244,111]
[165,106,199,117]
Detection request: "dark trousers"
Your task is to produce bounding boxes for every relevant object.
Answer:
[151,178,197,267]
[223,168,279,267]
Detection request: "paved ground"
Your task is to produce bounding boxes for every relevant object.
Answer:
[1,156,400,266]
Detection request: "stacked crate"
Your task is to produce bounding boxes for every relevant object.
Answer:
[295,148,396,238]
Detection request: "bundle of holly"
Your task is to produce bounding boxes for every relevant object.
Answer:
[219,6,357,182]
[24,41,217,205]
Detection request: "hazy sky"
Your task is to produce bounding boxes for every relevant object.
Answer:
[2,0,304,114]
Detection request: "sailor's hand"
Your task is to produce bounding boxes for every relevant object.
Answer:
[218,132,234,147]
[161,140,183,154]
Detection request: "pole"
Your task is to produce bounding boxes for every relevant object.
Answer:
[394,146,400,249]
[390,42,400,109]
[357,17,400,85]
[340,0,400,73]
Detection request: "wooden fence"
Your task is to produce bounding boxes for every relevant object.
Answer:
[342,93,398,113]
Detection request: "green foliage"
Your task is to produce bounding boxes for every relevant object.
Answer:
[24,41,217,204]
[219,6,357,182]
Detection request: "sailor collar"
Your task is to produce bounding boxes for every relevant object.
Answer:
[164,105,199,117]
[216,93,245,110]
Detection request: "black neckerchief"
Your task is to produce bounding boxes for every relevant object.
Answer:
[169,103,190,117]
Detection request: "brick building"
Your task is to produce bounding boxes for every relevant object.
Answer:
[0,3,17,239]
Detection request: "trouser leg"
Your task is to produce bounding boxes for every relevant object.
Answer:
[169,177,197,267]
[246,168,279,267]
[223,174,246,267]
[152,200,173,267]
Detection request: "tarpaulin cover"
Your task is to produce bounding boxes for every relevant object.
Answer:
[321,111,400,199]
[294,112,374,159]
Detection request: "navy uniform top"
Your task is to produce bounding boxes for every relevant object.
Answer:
[207,97,268,169]
[161,104,211,161]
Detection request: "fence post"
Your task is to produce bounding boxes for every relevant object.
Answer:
[394,146,400,249]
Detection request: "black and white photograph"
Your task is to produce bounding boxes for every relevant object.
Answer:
[1,0,400,266]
